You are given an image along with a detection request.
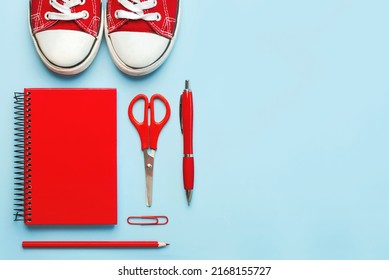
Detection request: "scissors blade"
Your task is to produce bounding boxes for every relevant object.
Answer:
[143,149,155,207]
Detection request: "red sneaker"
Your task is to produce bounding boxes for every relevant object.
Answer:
[29,0,103,75]
[105,0,180,76]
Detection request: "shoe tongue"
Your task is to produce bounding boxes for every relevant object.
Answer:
[60,0,75,4]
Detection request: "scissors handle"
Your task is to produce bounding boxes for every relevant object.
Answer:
[128,94,171,150]
[128,94,149,150]
[149,94,171,150]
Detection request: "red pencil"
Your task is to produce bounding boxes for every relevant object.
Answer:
[22,241,169,248]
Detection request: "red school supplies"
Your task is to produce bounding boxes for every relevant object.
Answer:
[179,80,195,205]
[14,88,117,225]
[128,94,171,207]
[22,241,169,248]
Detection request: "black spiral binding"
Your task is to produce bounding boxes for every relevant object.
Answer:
[14,92,32,222]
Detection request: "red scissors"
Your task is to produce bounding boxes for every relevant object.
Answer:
[128,94,171,207]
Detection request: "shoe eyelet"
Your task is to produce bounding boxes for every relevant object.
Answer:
[44,12,50,20]
[153,0,157,6]
[80,0,86,5]
[83,11,89,19]
[156,13,161,21]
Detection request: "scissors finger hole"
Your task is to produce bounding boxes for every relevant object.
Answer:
[152,99,167,123]
[132,98,146,123]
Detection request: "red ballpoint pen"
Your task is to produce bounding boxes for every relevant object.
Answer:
[180,80,195,205]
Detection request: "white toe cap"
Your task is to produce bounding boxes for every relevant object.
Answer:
[109,31,169,68]
[35,30,95,67]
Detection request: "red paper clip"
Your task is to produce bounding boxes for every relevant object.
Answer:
[127,216,169,225]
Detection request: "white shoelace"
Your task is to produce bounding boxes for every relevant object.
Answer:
[45,0,88,21]
[115,0,161,21]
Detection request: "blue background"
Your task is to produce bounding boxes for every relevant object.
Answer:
[1,0,389,260]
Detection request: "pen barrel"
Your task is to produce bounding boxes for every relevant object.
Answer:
[183,157,194,190]
[181,91,193,154]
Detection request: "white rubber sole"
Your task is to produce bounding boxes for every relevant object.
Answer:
[28,0,104,75]
[104,0,180,76]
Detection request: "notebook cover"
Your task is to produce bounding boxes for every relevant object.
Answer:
[24,88,117,225]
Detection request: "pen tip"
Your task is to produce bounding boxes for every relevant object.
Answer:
[185,80,190,91]
[166,243,170,246]
[186,190,192,206]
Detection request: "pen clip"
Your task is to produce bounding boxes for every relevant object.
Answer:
[179,94,183,134]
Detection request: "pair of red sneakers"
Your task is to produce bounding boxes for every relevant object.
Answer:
[29,0,179,76]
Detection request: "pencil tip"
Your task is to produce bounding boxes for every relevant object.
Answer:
[159,242,170,247]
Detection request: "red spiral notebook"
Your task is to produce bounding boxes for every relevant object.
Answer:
[14,88,117,225]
